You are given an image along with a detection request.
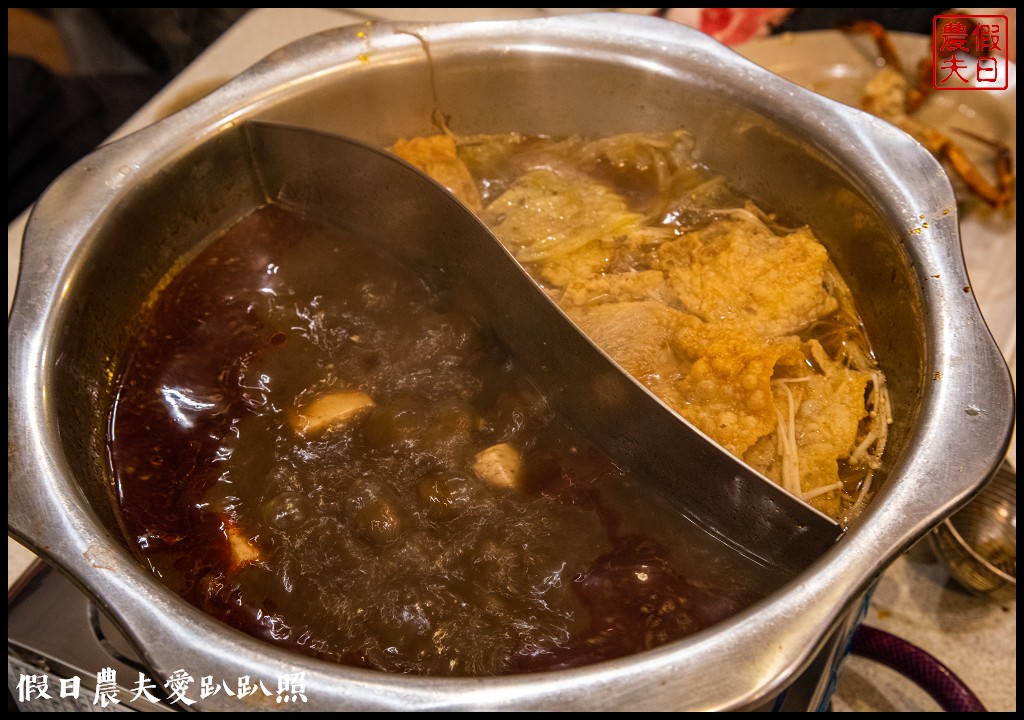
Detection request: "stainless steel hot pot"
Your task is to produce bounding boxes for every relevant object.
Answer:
[8,15,1014,710]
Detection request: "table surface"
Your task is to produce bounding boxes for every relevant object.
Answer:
[7,8,1016,712]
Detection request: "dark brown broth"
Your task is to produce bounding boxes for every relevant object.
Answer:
[109,205,780,676]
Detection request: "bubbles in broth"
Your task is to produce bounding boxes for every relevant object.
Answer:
[109,204,783,676]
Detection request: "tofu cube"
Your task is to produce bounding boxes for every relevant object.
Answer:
[224,520,261,570]
[472,443,523,490]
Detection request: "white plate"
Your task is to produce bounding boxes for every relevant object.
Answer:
[736,30,1016,154]
[737,30,1016,464]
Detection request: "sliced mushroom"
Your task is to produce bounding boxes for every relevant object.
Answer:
[290,390,375,436]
